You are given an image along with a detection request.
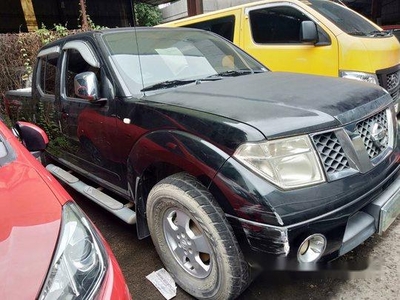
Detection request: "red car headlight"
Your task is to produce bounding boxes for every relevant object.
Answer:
[39,202,108,300]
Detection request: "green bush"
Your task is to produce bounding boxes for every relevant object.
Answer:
[0,25,78,123]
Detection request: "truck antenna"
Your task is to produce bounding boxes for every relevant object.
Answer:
[131,0,146,93]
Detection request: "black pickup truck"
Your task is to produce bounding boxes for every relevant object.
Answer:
[4,27,400,299]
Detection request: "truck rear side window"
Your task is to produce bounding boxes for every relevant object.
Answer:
[249,6,310,43]
[38,54,59,95]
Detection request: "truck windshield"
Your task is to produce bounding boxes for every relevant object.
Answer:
[101,29,266,95]
[306,0,379,36]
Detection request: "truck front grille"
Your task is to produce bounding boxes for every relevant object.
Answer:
[312,132,350,174]
[386,71,399,91]
[311,108,395,181]
[391,89,399,103]
[377,67,400,103]
[356,110,389,159]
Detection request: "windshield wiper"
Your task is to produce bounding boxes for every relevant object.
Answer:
[216,69,254,77]
[140,79,196,92]
[368,30,391,37]
[141,70,264,91]
[205,69,264,79]
[347,31,366,36]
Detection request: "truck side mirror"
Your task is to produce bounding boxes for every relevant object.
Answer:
[14,121,49,157]
[300,21,318,44]
[74,71,99,101]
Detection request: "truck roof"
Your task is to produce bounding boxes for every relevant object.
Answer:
[41,27,205,49]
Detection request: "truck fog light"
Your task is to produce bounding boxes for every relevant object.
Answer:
[297,234,326,263]
[299,240,310,255]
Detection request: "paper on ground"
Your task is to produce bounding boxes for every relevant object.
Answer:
[146,268,177,299]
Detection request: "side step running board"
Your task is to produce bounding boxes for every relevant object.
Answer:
[46,164,136,224]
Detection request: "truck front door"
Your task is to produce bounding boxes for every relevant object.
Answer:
[58,41,124,190]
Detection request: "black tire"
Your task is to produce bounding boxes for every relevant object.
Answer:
[146,173,249,300]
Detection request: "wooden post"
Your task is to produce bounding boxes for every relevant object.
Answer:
[371,0,382,24]
[20,0,38,32]
[79,0,89,31]
[130,0,136,26]
[187,0,203,17]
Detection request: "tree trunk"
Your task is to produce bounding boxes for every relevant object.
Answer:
[80,0,89,31]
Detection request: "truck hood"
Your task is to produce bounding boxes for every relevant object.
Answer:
[0,161,61,299]
[144,72,389,138]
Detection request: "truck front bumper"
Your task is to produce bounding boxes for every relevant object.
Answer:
[340,174,400,256]
[227,166,400,265]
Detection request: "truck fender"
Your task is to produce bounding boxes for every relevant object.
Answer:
[127,130,231,239]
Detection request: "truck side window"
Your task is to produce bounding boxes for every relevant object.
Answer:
[38,53,59,95]
[64,49,100,98]
[184,16,235,42]
[249,6,311,43]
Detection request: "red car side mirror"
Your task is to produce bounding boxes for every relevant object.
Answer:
[14,121,49,152]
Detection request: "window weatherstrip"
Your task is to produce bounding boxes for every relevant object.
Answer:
[38,46,60,58]
[63,41,100,68]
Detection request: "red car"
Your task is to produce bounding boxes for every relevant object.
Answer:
[0,119,130,299]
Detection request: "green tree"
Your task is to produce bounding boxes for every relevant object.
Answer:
[134,2,162,26]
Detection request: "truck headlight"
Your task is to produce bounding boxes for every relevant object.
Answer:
[234,136,325,189]
[39,202,108,300]
[339,71,379,85]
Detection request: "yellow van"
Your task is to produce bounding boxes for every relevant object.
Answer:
[159,0,400,109]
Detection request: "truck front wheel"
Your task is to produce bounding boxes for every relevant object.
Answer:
[146,173,249,300]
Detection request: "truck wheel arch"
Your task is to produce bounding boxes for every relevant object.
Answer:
[126,130,232,239]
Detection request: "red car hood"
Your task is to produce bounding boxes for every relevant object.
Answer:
[0,151,62,298]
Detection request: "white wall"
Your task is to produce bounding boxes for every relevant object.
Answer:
[161,0,187,23]
[161,0,260,22]
[203,0,259,12]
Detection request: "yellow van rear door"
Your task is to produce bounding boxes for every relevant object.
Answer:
[242,3,338,77]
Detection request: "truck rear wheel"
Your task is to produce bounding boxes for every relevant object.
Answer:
[146,173,249,300]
